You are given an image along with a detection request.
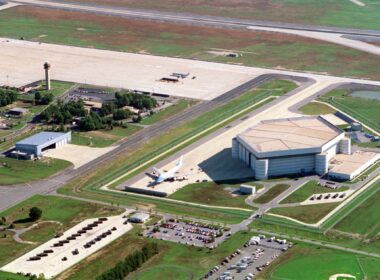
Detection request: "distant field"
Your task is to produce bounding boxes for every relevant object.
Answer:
[169,182,256,209]
[259,243,379,280]
[2,7,380,80]
[280,181,349,204]
[0,157,72,185]
[334,183,380,238]
[253,184,290,204]
[269,203,340,224]
[62,0,380,31]
[320,88,380,132]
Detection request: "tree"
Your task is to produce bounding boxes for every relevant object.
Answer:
[29,207,42,221]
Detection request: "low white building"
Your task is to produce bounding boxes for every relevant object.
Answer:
[232,116,356,180]
[128,212,150,223]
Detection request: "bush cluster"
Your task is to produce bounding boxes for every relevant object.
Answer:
[96,243,159,280]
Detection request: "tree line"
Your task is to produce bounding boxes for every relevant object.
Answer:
[96,243,159,280]
[0,87,18,107]
[39,91,157,131]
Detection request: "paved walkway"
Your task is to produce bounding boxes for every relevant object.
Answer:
[8,220,62,244]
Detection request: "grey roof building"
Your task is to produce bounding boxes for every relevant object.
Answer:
[15,131,71,157]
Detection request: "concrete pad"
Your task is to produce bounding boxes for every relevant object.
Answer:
[43,144,116,169]
[0,38,256,100]
[1,213,133,279]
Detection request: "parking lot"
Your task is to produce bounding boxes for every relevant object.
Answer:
[204,235,291,280]
[144,219,229,248]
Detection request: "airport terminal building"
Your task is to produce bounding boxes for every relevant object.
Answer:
[232,116,367,180]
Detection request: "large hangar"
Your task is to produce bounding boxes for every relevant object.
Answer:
[232,116,350,180]
[15,131,71,157]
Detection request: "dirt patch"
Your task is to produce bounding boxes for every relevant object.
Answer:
[84,130,120,141]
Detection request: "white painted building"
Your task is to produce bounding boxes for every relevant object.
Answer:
[232,116,351,180]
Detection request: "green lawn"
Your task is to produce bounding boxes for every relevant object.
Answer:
[0,195,121,267]
[299,102,336,115]
[280,181,349,204]
[0,271,29,280]
[269,203,340,224]
[2,7,380,80]
[260,243,379,280]
[140,99,198,125]
[253,184,291,204]
[320,88,380,132]
[334,183,380,238]
[0,157,72,185]
[71,125,142,147]
[169,182,256,209]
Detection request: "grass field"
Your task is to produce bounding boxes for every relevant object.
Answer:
[140,99,198,125]
[0,195,121,267]
[334,183,380,238]
[71,125,142,147]
[0,157,72,185]
[71,0,380,31]
[280,181,349,204]
[2,7,380,80]
[253,184,290,204]
[320,88,380,132]
[269,203,340,224]
[169,182,257,209]
[259,243,379,280]
[298,102,336,115]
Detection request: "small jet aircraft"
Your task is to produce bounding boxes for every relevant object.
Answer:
[152,156,183,184]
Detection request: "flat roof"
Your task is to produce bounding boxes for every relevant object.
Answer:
[130,212,150,220]
[237,116,342,154]
[329,151,380,175]
[17,132,69,146]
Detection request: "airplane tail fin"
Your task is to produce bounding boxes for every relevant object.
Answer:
[152,167,162,176]
[177,156,183,167]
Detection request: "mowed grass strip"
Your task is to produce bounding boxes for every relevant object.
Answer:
[2,7,380,80]
[253,184,290,204]
[169,182,255,209]
[280,181,349,204]
[0,157,72,185]
[298,102,336,115]
[269,203,340,224]
[140,99,198,125]
[334,183,380,238]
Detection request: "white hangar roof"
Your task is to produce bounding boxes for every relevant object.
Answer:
[236,116,343,158]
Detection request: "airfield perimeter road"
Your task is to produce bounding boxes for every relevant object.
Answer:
[0,73,304,212]
[6,0,380,56]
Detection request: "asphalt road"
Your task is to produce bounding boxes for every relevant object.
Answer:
[0,73,294,212]
[8,0,380,38]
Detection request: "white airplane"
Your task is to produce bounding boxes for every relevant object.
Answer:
[152,156,183,184]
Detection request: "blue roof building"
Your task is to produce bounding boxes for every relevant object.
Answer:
[15,131,71,157]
